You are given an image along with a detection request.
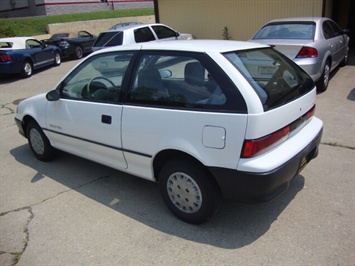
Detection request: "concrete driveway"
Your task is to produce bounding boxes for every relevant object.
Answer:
[0,53,354,266]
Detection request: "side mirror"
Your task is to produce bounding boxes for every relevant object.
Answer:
[46,90,60,101]
[175,32,181,38]
[159,69,172,78]
[342,29,350,35]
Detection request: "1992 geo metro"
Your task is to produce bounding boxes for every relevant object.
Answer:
[15,40,323,224]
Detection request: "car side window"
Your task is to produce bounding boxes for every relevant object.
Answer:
[152,26,177,39]
[79,31,91,38]
[26,39,42,49]
[328,21,343,37]
[323,21,335,39]
[126,52,246,111]
[134,27,156,43]
[60,52,134,103]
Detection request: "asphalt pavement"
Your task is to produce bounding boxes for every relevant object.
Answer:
[0,53,354,266]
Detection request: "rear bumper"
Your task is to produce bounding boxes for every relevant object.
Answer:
[209,127,322,202]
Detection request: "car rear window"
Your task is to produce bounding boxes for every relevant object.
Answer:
[224,48,314,110]
[0,42,13,48]
[253,22,315,40]
[94,32,123,48]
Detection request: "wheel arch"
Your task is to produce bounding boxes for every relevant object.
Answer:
[21,115,38,138]
[153,149,220,189]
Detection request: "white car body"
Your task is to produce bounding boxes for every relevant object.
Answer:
[15,40,323,223]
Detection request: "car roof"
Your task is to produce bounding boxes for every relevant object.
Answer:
[0,37,34,49]
[102,23,174,33]
[95,39,268,54]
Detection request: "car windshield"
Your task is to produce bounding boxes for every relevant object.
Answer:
[224,48,314,110]
[94,32,123,48]
[253,22,315,40]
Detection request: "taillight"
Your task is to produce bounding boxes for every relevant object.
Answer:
[242,105,316,158]
[0,54,13,62]
[305,105,315,120]
[296,47,318,58]
[242,126,290,158]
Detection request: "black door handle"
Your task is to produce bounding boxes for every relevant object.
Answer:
[101,115,112,124]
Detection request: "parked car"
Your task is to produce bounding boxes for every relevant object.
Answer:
[250,17,350,92]
[42,31,97,59]
[0,37,61,78]
[92,23,194,51]
[15,40,323,224]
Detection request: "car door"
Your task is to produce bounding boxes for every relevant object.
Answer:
[45,51,135,170]
[322,20,343,67]
[78,31,96,53]
[26,39,53,68]
[327,20,348,64]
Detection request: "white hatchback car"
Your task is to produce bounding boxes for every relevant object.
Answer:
[15,40,323,224]
[92,23,194,51]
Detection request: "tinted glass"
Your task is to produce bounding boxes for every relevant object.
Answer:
[323,21,335,39]
[224,48,314,110]
[127,51,246,112]
[253,23,315,40]
[94,32,123,47]
[152,26,177,39]
[134,27,155,43]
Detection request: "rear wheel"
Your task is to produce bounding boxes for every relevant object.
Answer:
[159,159,221,224]
[21,61,32,78]
[340,46,349,67]
[54,52,61,66]
[316,60,330,92]
[73,46,83,59]
[27,120,56,161]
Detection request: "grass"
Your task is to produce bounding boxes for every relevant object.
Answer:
[0,8,154,37]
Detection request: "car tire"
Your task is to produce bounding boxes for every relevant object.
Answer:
[340,46,349,67]
[73,46,83,59]
[316,60,330,92]
[21,60,33,78]
[54,52,61,66]
[159,159,221,224]
[27,120,56,161]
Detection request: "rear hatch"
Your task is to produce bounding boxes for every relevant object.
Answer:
[223,48,320,164]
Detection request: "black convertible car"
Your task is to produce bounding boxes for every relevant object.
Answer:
[43,31,97,59]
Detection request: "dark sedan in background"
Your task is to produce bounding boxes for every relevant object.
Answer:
[0,37,61,78]
[42,31,97,59]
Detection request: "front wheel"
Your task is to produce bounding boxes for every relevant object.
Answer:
[316,61,330,92]
[159,159,221,224]
[73,46,83,59]
[26,120,56,161]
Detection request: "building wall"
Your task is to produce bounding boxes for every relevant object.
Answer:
[157,0,323,40]
[0,0,153,18]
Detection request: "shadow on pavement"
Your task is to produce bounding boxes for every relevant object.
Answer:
[10,144,305,249]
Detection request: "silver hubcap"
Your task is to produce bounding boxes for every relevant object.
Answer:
[167,172,202,213]
[29,128,44,155]
[323,64,330,87]
[55,54,61,64]
[76,47,83,58]
[24,63,32,76]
